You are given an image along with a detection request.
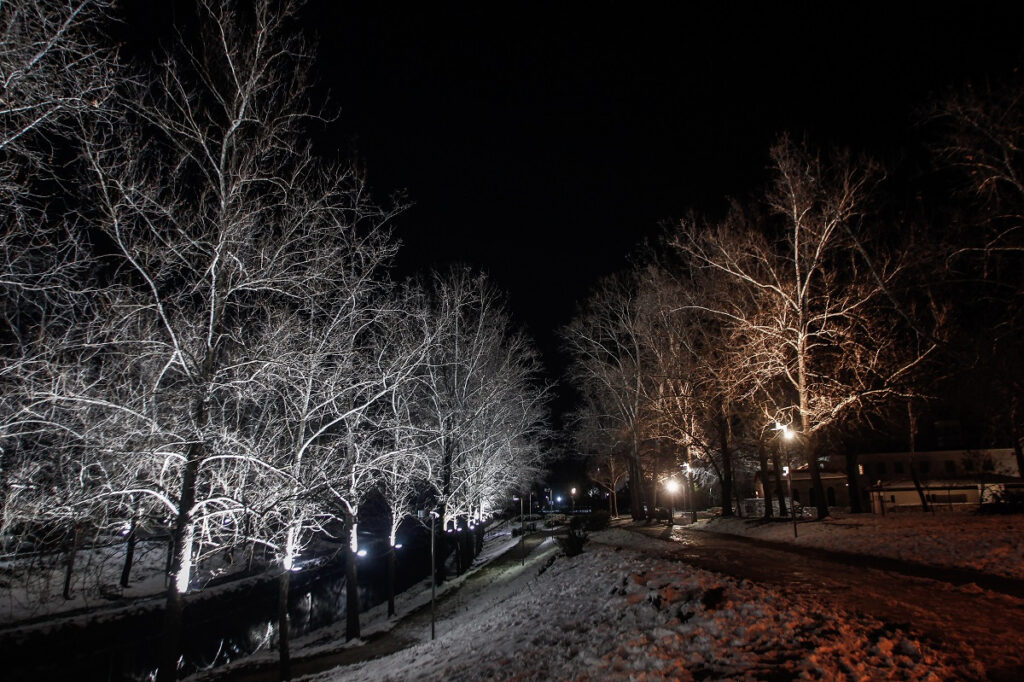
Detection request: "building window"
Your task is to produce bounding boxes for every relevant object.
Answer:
[919,461,930,474]
[894,462,905,474]
[983,459,995,472]
[964,459,975,471]
[877,463,887,475]
[945,460,956,474]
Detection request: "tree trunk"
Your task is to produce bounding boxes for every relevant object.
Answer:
[277,567,291,680]
[845,445,864,513]
[1011,399,1024,478]
[387,545,397,617]
[628,434,645,520]
[807,439,828,519]
[757,440,774,519]
[344,517,360,641]
[1014,434,1024,481]
[771,448,788,517]
[907,400,930,512]
[62,522,80,600]
[797,332,828,519]
[158,437,203,682]
[120,512,138,588]
[718,412,734,517]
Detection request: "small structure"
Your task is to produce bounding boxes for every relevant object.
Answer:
[855,449,1024,513]
[753,468,851,511]
[868,476,1024,513]
[857,448,1020,481]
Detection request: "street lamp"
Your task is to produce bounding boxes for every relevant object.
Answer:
[776,422,798,539]
[428,509,440,639]
[665,479,680,526]
[513,495,525,565]
[570,487,577,513]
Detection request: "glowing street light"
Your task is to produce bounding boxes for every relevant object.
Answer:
[570,487,577,512]
[665,478,680,526]
[774,421,798,538]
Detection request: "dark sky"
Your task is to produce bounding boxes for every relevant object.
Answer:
[306,3,1024,386]
[121,1,1024,424]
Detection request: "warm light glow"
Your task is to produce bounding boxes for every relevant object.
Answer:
[665,479,680,494]
[571,487,577,495]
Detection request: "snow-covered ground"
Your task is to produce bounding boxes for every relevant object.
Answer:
[0,538,170,623]
[691,510,1024,580]
[293,521,523,657]
[313,528,982,681]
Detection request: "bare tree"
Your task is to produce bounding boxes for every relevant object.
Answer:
[55,1,409,676]
[0,0,119,539]
[671,137,931,519]
[563,271,654,520]
[416,269,550,576]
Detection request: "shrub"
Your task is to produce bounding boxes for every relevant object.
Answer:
[557,528,588,556]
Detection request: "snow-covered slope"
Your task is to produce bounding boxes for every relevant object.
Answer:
[318,529,980,681]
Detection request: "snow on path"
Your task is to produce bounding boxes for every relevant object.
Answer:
[312,529,980,681]
[693,511,1024,580]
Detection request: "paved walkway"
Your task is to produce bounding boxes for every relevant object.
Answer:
[612,520,1024,681]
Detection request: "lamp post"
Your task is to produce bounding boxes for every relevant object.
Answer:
[665,479,680,526]
[570,487,577,513]
[683,463,696,523]
[514,495,525,565]
[429,510,439,639]
[777,423,798,539]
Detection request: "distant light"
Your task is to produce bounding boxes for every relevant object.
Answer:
[394,543,403,549]
[783,466,790,477]
[571,488,577,495]
[665,479,680,494]
[356,549,367,558]
[556,495,563,503]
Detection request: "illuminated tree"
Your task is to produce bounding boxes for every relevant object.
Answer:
[670,137,930,519]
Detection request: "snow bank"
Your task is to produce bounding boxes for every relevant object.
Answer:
[315,529,980,681]
[693,511,1024,580]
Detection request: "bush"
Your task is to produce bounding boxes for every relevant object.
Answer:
[557,528,588,556]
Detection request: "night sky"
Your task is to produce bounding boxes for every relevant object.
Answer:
[305,4,1024,389]
[122,1,1024,424]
